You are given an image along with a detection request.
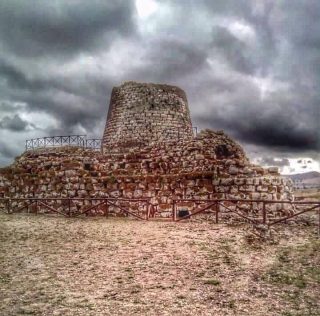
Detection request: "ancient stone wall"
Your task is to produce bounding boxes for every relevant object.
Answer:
[102,82,193,153]
[0,81,295,219]
[0,130,293,218]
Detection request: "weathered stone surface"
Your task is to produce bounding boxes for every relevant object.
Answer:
[102,82,193,152]
[0,81,294,217]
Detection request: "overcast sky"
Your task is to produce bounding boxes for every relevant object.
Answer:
[0,0,319,173]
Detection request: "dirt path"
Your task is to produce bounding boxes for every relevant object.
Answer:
[0,213,319,315]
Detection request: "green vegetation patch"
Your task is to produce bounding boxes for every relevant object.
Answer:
[263,238,320,315]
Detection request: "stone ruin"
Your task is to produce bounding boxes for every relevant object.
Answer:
[102,82,193,152]
[0,81,294,218]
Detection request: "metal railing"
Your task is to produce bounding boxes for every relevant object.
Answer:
[85,138,102,150]
[193,126,198,136]
[25,135,102,151]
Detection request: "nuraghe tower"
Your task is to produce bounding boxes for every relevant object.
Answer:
[102,82,193,152]
[0,81,294,218]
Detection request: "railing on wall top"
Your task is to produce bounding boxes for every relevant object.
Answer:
[25,135,102,151]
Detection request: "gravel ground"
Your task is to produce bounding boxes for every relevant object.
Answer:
[0,213,319,316]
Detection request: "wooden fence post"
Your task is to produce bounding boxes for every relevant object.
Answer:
[215,202,219,224]
[262,202,267,224]
[172,200,176,221]
[318,207,320,237]
[68,199,71,217]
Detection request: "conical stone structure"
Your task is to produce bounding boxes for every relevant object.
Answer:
[102,82,194,153]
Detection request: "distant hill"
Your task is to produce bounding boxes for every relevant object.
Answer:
[283,171,320,189]
[283,171,320,181]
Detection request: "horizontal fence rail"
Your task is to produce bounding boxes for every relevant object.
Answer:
[0,197,151,220]
[171,198,320,234]
[25,135,102,151]
[0,197,319,233]
[85,138,102,149]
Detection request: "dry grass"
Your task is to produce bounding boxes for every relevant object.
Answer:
[0,213,319,316]
[295,188,320,200]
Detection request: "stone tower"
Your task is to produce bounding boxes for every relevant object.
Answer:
[102,81,194,152]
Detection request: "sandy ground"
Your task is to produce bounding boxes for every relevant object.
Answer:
[0,213,319,316]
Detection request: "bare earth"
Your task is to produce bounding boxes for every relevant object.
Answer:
[0,213,319,316]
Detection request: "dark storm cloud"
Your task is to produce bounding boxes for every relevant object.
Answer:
[176,0,320,157]
[0,57,112,108]
[0,101,25,113]
[0,59,47,91]
[0,114,28,131]
[275,0,320,48]
[167,0,277,74]
[211,26,255,74]
[0,58,111,135]
[0,0,136,59]
[127,39,209,82]
[0,0,319,166]
[197,93,319,152]
[149,40,208,79]
[0,142,19,159]
[18,89,108,134]
[234,117,317,150]
[0,0,137,165]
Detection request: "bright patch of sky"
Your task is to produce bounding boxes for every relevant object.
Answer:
[20,111,59,131]
[136,0,158,18]
[135,0,213,42]
[282,158,320,175]
[227,20,256,42]
[252,76,289,100]
[256,157,320,175]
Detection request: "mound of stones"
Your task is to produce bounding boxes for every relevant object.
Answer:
[0,129,293,218]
